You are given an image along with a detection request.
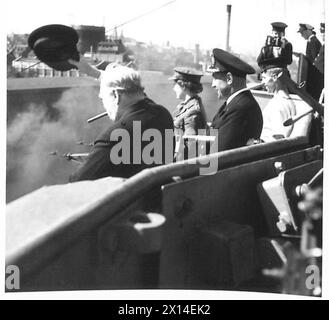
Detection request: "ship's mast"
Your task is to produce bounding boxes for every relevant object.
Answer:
[226,4,232,52]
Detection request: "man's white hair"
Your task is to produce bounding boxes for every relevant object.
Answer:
[101,65,144,95]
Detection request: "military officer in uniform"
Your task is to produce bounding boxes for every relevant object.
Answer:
[298,23,322,63]
[169,67,207,159]
[257,61,312,142]
[314,23,325,76]
[208,48,263,152]
[257,22,293,71]
[298,23,323,100]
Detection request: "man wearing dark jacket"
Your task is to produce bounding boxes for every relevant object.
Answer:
[208,48,263,152]
[68,62,174,181]
[314,23,325,76]
[298,23,323,100]
[298,23,322,63]
[257,22,293,71]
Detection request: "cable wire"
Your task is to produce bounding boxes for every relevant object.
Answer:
[106,0,177,33]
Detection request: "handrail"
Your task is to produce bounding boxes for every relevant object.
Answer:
[6,136,309,279]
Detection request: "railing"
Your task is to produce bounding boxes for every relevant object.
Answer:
[11,61,84,78]
[6,136,310,287]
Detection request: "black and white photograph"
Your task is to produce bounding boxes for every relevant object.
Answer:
[3,0,327,300]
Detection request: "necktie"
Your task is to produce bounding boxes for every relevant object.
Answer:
[212,101,227,122]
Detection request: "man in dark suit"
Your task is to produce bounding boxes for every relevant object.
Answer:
[298,23,322,63]
[208,48,263,152]
[314,23,325,76]
[298,23,323,100]
[68,61,174,181]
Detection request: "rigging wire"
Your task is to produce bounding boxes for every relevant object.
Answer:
[106,0,177,33]
[14,1,178,74]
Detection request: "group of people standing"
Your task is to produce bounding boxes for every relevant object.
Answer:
[68,20,325,182]
[298,22,325,102]
[171,20,325,154]
[257,21,325,100]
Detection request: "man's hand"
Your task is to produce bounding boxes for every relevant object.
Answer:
[68,56,101,79]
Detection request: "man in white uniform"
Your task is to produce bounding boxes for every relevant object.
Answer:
[259,67,312,142]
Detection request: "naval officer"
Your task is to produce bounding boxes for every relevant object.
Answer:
[208,48,263,152]
[298,23,323,100]
[314,23,325,76]
[298,23,322,63]
[257,22,293,71]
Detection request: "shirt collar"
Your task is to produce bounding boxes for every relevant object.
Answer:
[226,87,250,105]
[182,95,198,105]
[117,96,149,121]
[176,96,198,110]
[308,34,315,42]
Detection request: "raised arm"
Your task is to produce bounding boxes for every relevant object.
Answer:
[68,56,102,79]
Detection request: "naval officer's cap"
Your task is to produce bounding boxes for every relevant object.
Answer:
[257,55,285,72]
[28,24,80,71]
[207,48,255,77]
[168,67,203,83]
[271,22,288,32]
[298,23,314,33]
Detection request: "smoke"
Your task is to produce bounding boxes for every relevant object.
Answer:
[6,75,219,203]
[6,86,108,203]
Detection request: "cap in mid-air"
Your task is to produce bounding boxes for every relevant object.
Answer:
[28,24,80,71]
[297,23,314,33]
[168,67,203,83]
[271,22,288,33]
[207,48,255,76]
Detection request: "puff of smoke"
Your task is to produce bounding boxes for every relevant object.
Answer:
[6,86,110,203]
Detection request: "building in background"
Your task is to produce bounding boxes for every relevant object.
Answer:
[95,39,127,63]
[7,24,212,78]
[74,25,106,54]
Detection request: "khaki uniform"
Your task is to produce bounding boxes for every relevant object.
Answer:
[173,96,207,159]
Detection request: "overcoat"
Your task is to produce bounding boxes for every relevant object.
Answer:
[70,97,174,181]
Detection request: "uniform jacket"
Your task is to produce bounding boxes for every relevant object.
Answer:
[210,90,263,152]
[306,35,322,63]
[257,39,293,69]
[70,97,174,182]
[173,96,207,135]
[261,93,296,141]
[306,40,324,100]
[314,44,325,75]
[173,96,207,159]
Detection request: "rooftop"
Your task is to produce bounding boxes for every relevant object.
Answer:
[7,77,99,91]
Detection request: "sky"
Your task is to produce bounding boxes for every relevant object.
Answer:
[4,0,326,56]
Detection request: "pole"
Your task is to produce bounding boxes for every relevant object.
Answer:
[226,4,232,52]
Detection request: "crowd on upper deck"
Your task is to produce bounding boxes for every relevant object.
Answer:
[26,20,325,181]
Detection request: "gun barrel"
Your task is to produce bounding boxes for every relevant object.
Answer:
[283,109,313,126]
